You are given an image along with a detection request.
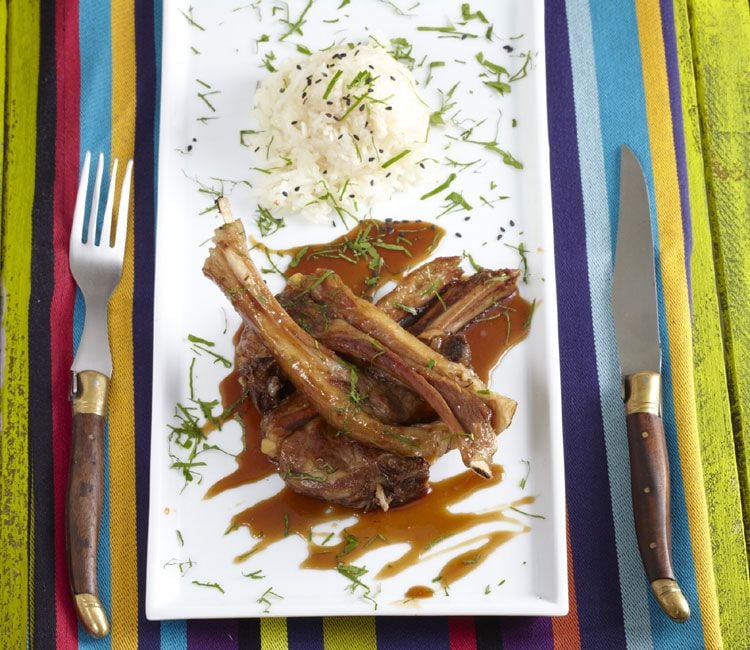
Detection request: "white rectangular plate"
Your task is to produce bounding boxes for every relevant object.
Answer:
[147,0,566,619]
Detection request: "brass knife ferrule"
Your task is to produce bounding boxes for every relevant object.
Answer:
[74,593,110,637]
[624,371,661,416]
[651,578,690,622]
[70,370,109,417]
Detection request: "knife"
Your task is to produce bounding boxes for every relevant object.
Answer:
[611,145,690,622]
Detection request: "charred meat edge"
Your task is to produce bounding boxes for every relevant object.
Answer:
[203,220,454,461]
[291,272,517,476]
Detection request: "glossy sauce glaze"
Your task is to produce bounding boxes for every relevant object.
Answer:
[230,466,533,587]
[206,220,537,587]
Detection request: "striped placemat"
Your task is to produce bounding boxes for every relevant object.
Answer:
[2,1,748,648]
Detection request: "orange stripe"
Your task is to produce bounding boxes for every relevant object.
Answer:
[109,0,138,645]
[634,0,720,645]
[552,513,580,649]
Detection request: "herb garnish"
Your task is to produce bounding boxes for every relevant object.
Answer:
[337,563,378,609]
[179,6,205,30]
[510,506,545,519]
[164,557,195,576]
[504,242,529,282]
[425,60,445,86]
[519,459,531,489]
[278,0,314,42]
[430,83,459,126]
[257,587,284,612]
[523,299,536,328]
[420,173,456,200]
[255,204,285,237]
[243,569,266,580]
[381,149,411,169]
[437,191,473,217]
[461,3,488,24]
[417,25,478,40]
[323,69,342,99]
[192,580,225,594]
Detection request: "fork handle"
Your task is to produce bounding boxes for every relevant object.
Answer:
[67,371,111,638]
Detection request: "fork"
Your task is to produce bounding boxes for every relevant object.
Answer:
[67,151,132,638]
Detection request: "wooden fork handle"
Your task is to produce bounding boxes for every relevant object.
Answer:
[66,371,111,638]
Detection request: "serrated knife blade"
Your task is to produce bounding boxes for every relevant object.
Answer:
[611,145,690,622]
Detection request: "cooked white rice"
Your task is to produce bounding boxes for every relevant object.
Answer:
[250,43,432,224]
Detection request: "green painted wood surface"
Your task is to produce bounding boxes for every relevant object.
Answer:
[675,2,750,646]
[686,0,750,563]
[0,2,38,646]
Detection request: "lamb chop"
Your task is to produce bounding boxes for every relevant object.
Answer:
[204,217,518,510]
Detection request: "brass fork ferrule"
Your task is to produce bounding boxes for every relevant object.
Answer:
[624,371,661,416]
[71,370,109,416]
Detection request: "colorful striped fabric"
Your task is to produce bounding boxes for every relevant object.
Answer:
[2,1,748,648]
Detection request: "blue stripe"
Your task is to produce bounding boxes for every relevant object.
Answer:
[160,620,188,650]
[588,1,705,645]
[565,0,654,646]
[77,0,113,646]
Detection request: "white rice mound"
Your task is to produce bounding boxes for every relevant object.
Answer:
[251,43,431,223]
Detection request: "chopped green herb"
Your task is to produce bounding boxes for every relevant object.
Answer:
[322,532,335,545]
[283,512,290,537]
[187,333,215,347]
[430,82,459,126]
[278,0,313,42]
[504,242,529,282]
[425,60,445,86]
[176,530,184,547]
[256,205,285,237]
[340,533,359,556]
[296,43,312,55]
[323,69,343,100]
[383,429,419,448]
[284,470,328,483]
[437,191,473,217]
[289,246,309,268]
[485,584,491,594]
[164,557,195,576]
[417,25,478,39]
[389,37,415,70]
[462,554,482,565]
[424,533,454,551]
[427,358,436,370]
[523,299,536,329]
[498,579,506,587]
[197,90,220,112]
[463,250,482,272]
[476,389,491,395]
[519,459,531,489]
[179,6,205,30]
[420,173,456,200]
[192,580,225,594]
[461,3,488,23]
[381,149,411,169]
[242,569,265,579]
[394,302,418,316]
[240,129,260,146]
[509,51,533,82]
[257,587,284,612]
[338,0,351,7]
[510,506,545,519]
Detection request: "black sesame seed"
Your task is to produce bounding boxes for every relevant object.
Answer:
[186,144,193,152]
[315,79,322,84]
[500,227,505,232]
[323,170,328,174]
[509,219,515,226]
[327,100,333,105]
[192,137,197,142]
[353,134,360,141]
[364,121,369,128]
[291,120,298,125]
[294,186,300,191]
[419,163,425,169]
[378,149,384,153]
[302,91,307,98]
[354,49,360,55]
[503,45,514,52]
[464,216,471,221]
[359,104,365,111]
[368,64,374,69]
[296,64,302,70]
[497,234,502,240]
[370,179,374,186]
[282,191,288,197]
[385,106,393,110]
[325,113,332,118]
[368,157,375,162]
[279,87,285,93]
[338,134,344,139]
[389,75,395,81]
[348,194,355,198]
[455,233,462,238]
[254,146,260,152]
[385,172,391,178]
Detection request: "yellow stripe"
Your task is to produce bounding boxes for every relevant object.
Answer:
[674,1,750,646]
[0,1,38,645]
[323,617,377,650]
[109,0,138,646]
[261,618,289,650]
[634,1,720,645]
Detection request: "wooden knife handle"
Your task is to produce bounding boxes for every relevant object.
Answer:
[624,372,690,622]
[66,371,111,638]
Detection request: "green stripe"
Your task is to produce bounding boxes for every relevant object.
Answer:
[0,1,39,645]
[678,1,750,646]
[323,617,377,650]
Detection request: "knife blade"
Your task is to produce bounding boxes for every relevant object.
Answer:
[611,145,690,622]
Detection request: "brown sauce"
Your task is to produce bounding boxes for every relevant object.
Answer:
[282,219,445,298]
[405,586,434,599]
[229,466,533,587]
[463,292,535,383]
[205,220,537,586]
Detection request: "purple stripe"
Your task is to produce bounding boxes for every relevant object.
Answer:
[133,0,161,647]
[501,617,553,650]
[659,0,693,301]
[375,618,450,650]
[544,0,626,647]
[187,620,239,650]
[287,618,324,650]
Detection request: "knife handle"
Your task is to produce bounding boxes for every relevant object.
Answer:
[624,371,690,622]
[66,371,111,638]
